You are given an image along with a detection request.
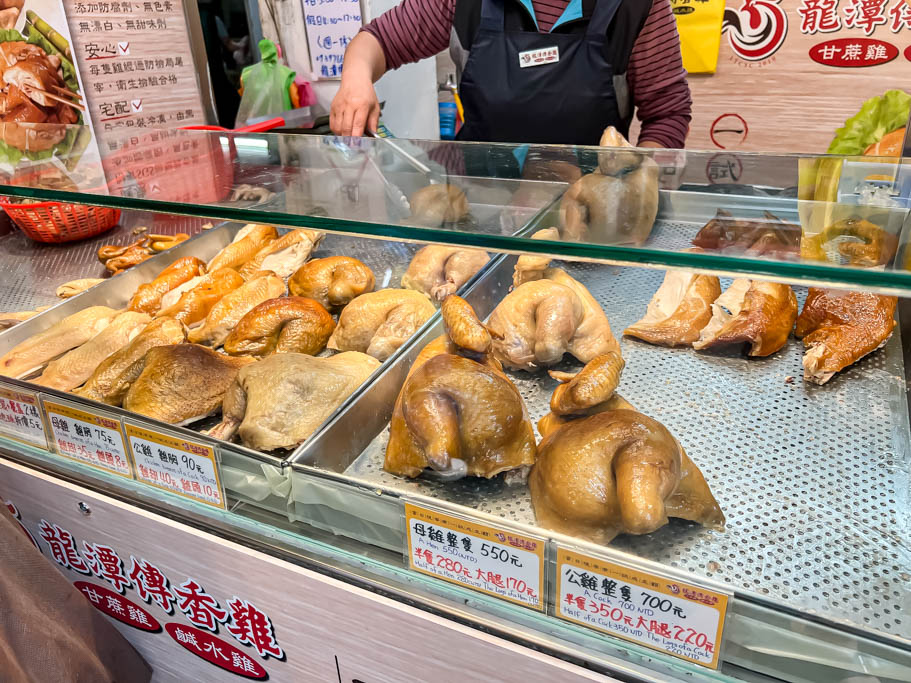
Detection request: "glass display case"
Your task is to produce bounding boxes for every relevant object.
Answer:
[0,127,908,682]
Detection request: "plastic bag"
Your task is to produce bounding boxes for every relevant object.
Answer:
[672,0,725,74]
[234,39,295,127]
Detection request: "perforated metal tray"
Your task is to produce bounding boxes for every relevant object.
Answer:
[332,223,911,644]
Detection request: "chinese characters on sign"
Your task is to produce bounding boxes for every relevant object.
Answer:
[43,399,133,478]
[302,0,361,79]
[556,548,728,669]
[405,504,545,610]
[0,385,47,449]
[124,423,225,509]
[35,516,279,678]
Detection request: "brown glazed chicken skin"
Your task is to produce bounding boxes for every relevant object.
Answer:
[223,296,335,356]
[188,272,287,347]
[794,288,897,384]
[289,256,376,310]
[128,256,207,314]
[207,224,278,272]
[156,267,245,327]
[624,271,721,347]
[401,246,490,301]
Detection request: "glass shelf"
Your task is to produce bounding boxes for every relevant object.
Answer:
[0,126,909,294]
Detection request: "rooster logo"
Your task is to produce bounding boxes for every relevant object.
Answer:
[723,0,788,61]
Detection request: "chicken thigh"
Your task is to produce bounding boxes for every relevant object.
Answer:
[401,245,490,301]
[288,256,375,310]
[223,296,335,356]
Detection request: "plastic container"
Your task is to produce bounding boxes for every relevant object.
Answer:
[439,102,457,140]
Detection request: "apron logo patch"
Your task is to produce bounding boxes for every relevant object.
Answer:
[518,46,560,68]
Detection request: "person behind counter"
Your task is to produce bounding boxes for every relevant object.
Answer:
[330,0,692,148]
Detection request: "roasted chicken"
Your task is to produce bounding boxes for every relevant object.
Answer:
[406,184,469,226]
[401,245,490,301]
[794,288,897,384]
[75,316,187,405]
[121,344,255,426]
[288,256,375,310]
[327,289,435,361]
[385,296,536,482]
[692,209,801,258]
[223,296,335,356]
[624,271,721,347]
[237,229,323,280]
[209,352,381,451]
[155,267,245,327]
[0,306,118,379]
[207,224,278,272]
[188,272,286,347]
[33,311,151,392]
[694,279,797,357]
[128,256,207,314]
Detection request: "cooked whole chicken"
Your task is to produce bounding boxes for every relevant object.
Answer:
[794,288,897,385]
[488,267,618,371]
[156,267,245,327]
[693,279,797,357]
[624,271,721,347]
[121,344,255,426]
[208,351,381,451]
[188,272,287,347]
[288,256,375,310]
[207,224,278,272]
[0,306,118,379]
[34,311,151,391]
[385,296,536,481]
[530,353,725,544]
[128,256,207,314]
[327,289,435,361]
[237,229,324,280]
[75,317,187,405]
[559,127,658,245]
[406,184,469,226]
[223,296,335,356]
[401,245,490,301]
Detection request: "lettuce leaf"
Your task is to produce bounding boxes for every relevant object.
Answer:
[827,89,910,155]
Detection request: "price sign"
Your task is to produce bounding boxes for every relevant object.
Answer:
[556,547,728,669]
[405,503,545,610]
[124,423,225,509]
[0,384,48,449]
[42,399,132,479]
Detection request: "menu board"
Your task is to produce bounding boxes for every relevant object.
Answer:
[302,0,362,80]
[63,0,205,152]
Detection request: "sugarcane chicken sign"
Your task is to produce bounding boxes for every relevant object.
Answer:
[684,0,911,153]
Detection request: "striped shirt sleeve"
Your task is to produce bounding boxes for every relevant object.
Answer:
[627,0,693,148]
[361,0,456,70]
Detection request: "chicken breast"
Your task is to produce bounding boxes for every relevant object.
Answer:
[33,311,151,391]
[0,306,119,379]
[128,256,207,314]
[624,271,721,347]
[237,229,323,280]
[401,245,490,301]
[207,224,277,272]
[187,272,286,347]
[156,267,245,327]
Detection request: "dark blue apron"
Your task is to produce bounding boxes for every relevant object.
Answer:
[456,0,627,146]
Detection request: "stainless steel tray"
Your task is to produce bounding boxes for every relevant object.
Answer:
[291,221,911,648]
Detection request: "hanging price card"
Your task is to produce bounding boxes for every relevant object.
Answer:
[405,503,545,610]
[556,547,728,669]
[124,423,225,509]
[42,399,132,479]
[0,384,48,449]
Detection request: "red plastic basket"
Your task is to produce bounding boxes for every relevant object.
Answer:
[0,198,120,243]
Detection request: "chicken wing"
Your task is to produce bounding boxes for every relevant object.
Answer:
[794,288,897,384]
[401,245,490,301]
[624,271,721,347]
[128,256,207,314]
[223,296,335,356]
[188,272,286,347]
[288,256,375,310]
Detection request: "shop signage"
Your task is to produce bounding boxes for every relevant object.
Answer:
[0,384,48,450]
[405,503,545,611]
[302,0,362,79]
[124,422,225,509]
[42,398,133,479]
[555,547,728,669]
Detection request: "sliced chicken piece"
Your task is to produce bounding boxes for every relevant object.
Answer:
[209,352,381,450]
[128,256,207,314]
[122,344,255,426]
[693,279,797,357]
[401,245,490,301]
[207,224,278,272]
[75,317,187,405]
[188,272,286,347]
[794,288,897,385]
[237,229,323,280]
[327,289,435,361]
[288,256,375,310]
[624,271,721,347]
[33,311,151,392]
[155,267,245,327]
[0,306,118,379]
[223,296,335,356]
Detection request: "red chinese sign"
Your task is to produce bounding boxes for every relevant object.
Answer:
[166,623,268,679]
[74,580,161,631]
[809,36,899,64]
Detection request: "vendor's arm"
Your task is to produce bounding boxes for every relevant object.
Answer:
[628,0,693,149]
[331,0,455,135]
